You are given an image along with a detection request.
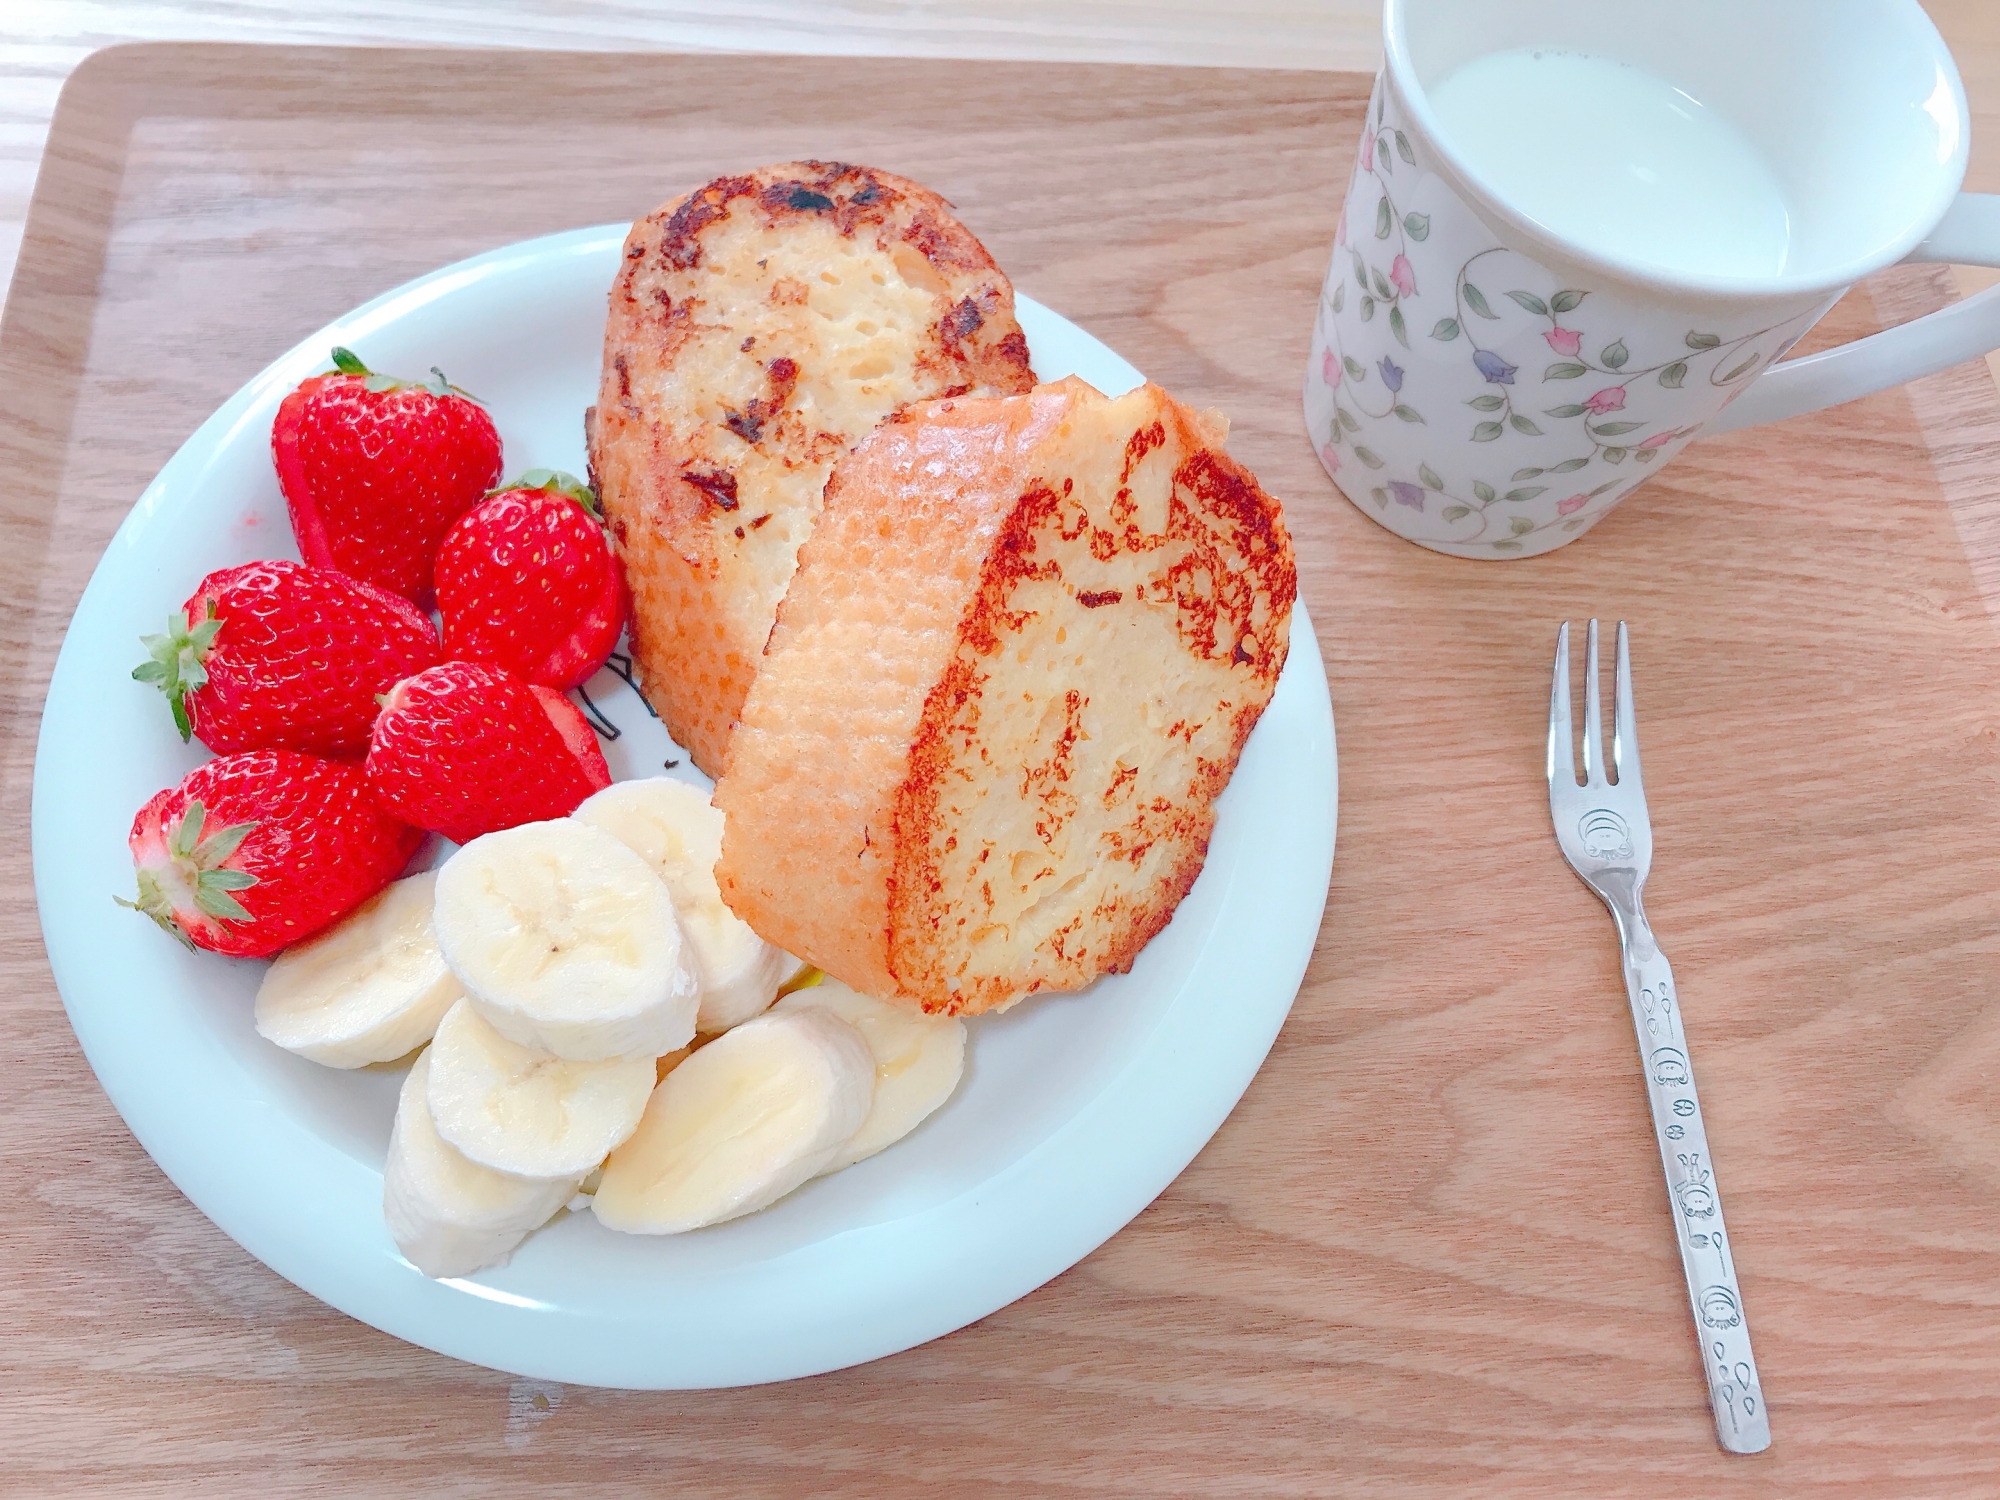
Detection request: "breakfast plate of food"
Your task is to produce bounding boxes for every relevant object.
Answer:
[31,163,1335,1388]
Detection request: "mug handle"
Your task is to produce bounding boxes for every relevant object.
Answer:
[1708,193,2000,434]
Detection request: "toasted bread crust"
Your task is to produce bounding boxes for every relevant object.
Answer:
[715,379,1296,1014]
[588,161,1034,773]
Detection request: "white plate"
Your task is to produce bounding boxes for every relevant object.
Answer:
[31,227,1336,1389]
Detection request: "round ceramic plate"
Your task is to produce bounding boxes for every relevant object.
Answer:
[31,226,1337,1389]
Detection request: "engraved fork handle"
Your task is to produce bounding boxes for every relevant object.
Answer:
[1608,898,1772,1454]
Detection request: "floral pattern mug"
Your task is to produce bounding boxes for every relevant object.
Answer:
[1311,0,2000,559]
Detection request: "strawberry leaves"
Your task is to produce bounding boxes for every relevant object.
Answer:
[492,468,600,517]
[134,602,224,741]
[122,752,420,958]
[327,346,483,403]
[194,866,258,921]
[169,800,259,920]
[329,345,410,396]
[116,798,262,943]
[191,810,255,865]
[114,868,193,948]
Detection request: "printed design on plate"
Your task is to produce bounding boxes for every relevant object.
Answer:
[1307,79,1820,554]
[575,651,658,738]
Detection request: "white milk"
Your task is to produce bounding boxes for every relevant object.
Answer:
[1427,48,1793,280]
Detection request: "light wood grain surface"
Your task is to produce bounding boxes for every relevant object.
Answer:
[4,1,1999,307]
[6,44,2000,1497]
[0,1,1376,305]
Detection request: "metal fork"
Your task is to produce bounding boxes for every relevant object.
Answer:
[1547,620,1771,1455]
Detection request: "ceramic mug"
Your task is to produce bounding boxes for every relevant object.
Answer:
[1306,0,2000,558]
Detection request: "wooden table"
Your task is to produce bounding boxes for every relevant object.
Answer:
[7,11,2000,1499]
[5,2,1999,373]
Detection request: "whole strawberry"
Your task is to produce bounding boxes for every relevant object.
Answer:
[134,559,441,755]
[272,348,503,604]
[366,661,612,845]
[121,750,423,958]
[435,469,626,690]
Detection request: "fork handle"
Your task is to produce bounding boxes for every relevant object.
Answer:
[1614,921,1772,1454]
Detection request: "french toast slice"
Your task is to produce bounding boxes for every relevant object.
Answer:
[587,161,1035,775]
[715,378,1296,1015]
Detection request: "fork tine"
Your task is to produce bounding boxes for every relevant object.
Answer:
[1581,618,1604,785]
[1547,622,1575,788]
[1613,620,1641,787]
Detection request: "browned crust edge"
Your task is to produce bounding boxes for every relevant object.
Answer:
[590,160,1036,773]
[885,392,1297,1014]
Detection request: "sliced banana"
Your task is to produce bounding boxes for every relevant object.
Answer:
[424,998,655,1178]
[433,818,698,1061]
[382,1049,579,1279]
[573,778,797,1034]
[592,1008,874,1234]
[774,978,967,1173]
[254,871,460,1067]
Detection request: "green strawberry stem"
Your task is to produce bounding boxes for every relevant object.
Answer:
[132,602,223,742]
[115,799,261,944]
[326,347,483,404]
[330,348,486,406]
[114,870,194,950]
[492,468,600,516]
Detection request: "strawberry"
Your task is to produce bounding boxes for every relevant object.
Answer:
[272,347,504,604]
[121,750,423,958]
[366,661,612,845]
[435,469,626,690]
[133,559,441,756]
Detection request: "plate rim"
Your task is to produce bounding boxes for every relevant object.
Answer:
[30,225,1337,1388]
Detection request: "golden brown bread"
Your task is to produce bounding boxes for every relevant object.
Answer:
[587,161,1035,775]
[714,378,1296,1015]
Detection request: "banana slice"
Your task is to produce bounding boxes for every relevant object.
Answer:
[424,998,655,1178]
[774,978,967,1174]
[573,778,795,1034]
[592,1008,874,1234]
[382,1049,579,1278]
[254,871,460,1067]
[433,818,698,1061]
